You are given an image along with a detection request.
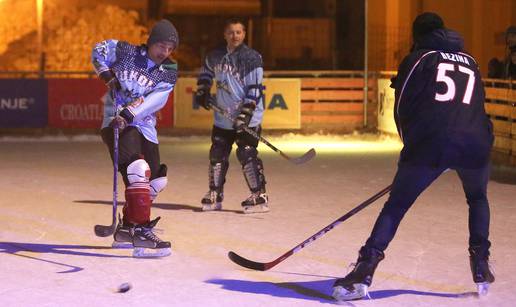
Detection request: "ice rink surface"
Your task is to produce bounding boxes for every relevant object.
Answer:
[1,134,515,307]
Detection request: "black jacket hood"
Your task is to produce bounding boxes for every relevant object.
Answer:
[415,28,464,53]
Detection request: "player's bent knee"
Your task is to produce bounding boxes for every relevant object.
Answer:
[237,145,258,165]
[127,159,151,184]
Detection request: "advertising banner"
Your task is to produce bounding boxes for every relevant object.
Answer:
[48,79,174,129]
[0,79,48,128]
[174,78,301,129]
[377,78,398,134]
[48,79,106,129]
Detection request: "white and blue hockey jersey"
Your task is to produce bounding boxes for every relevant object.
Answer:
[198,43,264,129]
[92,39,177,143]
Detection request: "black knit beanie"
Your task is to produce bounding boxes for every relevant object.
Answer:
[147,19,179,48]
[412,12,445,43]
[506,25,516,47]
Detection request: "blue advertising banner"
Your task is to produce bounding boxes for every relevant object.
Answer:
[0,79,48,128]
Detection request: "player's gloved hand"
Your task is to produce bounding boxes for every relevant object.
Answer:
[234,102,256,133]
[110,107,134,130]
[99,70,121,91]
[194,87,213,110]
[110,115,128,130]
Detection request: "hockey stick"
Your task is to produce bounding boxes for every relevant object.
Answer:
[228,185,392,270]
[209,103,316,164]
[94,90,120,237]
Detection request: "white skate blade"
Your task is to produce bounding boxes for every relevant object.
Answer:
[133,247,171,258]
[202,203,222,211]
[332,284,368,301]
[476,282,490,296]
[243,204,270,214]
[111,241,133,249]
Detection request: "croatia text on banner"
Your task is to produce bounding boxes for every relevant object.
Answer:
[48,79,106,129]
[47,79,174,129]
[0,79,48,128]
[174,78,301,129]
[377,78,397,135]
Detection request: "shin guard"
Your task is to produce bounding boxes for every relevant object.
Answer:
[123,159,152,224]
[124,182,151,225]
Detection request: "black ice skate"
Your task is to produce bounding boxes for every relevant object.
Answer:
[201,190,223,211]
[469,246,495,295]
[112,215,133,248]
[241,191,269,214]
[131,217,171,258]
[332,247,385,301]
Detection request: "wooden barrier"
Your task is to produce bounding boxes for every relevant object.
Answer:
[484,79,516,166]
[299,77,376,132]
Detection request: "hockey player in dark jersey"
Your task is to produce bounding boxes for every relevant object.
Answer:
[333,13,495,301]
[91,19,178,257]
[194,18,269,214]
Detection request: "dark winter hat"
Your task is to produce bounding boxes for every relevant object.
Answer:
[412,12,445,43]
[147,19,179,48]
[506,25,516,47]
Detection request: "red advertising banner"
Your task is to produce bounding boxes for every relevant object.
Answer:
[47,79,174,129]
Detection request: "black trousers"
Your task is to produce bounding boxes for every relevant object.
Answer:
[101,126,161,186]
[364,162,491,254]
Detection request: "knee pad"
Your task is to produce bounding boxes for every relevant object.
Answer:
[127,159,151,184]
[236,145,258,165]
[150,164,168,201]
[210,135,232,163]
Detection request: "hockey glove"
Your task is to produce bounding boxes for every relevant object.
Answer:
[99,70,121,91]
[109,108,134,130]
[110,115,128,130]
[234,102,256,133]
[194,87,214,110]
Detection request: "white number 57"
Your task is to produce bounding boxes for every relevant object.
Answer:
[435,63,475,105]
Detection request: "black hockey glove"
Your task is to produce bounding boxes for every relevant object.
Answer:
[109,115,127,130]
[234,102,256,133]
[194,87,213,110]
[109,108,133,130]
[99,70,121,91]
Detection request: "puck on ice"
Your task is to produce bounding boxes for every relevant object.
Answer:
[117,282,132,293]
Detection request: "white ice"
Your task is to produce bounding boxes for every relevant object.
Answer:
[1,134,515,307]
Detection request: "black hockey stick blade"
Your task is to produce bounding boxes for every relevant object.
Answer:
[289,148,316,165]
[94,224,116,237]
[228,251,274,271]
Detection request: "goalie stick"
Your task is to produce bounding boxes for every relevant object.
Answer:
[228,185,392,270]
[94,90,120,237]
[209,103,316,165]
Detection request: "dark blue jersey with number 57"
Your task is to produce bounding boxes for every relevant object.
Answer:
[392,28,493,169]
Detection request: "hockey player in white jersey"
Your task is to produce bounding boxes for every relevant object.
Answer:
[92,19,178,257]
[195,18,269,214]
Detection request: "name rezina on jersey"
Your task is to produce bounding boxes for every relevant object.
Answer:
[439,52,471,65]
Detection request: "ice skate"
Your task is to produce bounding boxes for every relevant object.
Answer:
[112,215,133,248]
[332,247,384,302]
[131,217,171,258]
[469,247,495,296]
[241,192,269,214]
[201,190,223,211]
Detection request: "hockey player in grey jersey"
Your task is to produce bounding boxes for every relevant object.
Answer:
[92,19,179,257]
[195,18,269,214]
